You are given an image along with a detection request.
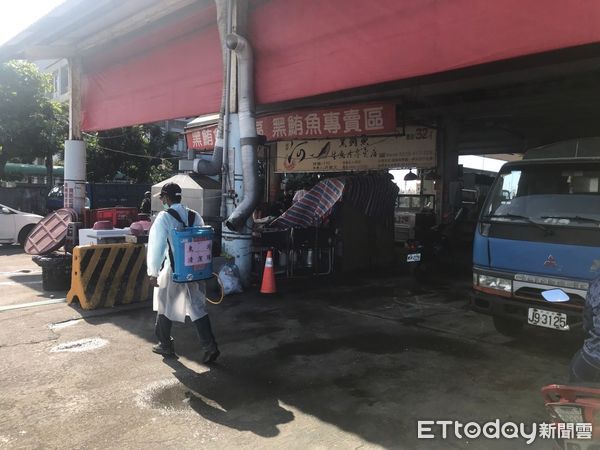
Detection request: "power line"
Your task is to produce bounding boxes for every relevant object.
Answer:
[82,131,184,161]
[86,142,183,161]
[82,131,131,140]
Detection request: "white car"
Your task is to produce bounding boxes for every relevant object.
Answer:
[0,204,43,246]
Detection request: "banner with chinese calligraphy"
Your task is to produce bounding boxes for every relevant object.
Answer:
[276,127,437,173]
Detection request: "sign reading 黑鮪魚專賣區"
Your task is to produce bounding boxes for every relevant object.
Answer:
[275,127,437,173]
[185,102,396,150]
[257,103,396,141]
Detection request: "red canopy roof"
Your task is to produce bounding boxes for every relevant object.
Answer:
[62,0,600,130]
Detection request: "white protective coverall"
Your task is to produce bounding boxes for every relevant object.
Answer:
[146,203,208,322]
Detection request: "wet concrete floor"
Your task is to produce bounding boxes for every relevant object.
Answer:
[0,248,583,449]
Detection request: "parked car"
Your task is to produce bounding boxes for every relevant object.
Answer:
[0,203,43,246]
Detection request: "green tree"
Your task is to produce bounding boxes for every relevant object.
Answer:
[0,60,66,179]
[85,125,179,183]
[41,101,69,183]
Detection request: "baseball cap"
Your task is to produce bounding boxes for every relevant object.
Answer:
[154,182,182,199]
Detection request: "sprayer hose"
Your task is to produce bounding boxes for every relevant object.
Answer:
[206,272,225,305]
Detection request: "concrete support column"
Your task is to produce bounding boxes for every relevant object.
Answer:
[63,140,86,215]
[221,114,253,286]
[268,144,281,203]
[438,117,460,220]
[65,57,86,216]
[68,58,82,141]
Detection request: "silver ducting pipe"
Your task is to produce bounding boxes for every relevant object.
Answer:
[224,33,260,232]
[194,0,230,176]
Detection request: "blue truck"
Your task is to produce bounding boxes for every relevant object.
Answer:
[46,183,151,212]
[471,138,600,336]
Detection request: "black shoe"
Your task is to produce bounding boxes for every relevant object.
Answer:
[203,348,220,364]
[152,343,176,357]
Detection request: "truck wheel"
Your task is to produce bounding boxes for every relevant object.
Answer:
[493,316,524,337]
[18,224,35,247]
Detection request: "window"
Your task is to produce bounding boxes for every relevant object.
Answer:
[52,70,59,96]
[483,163,600,227]
[59,65,69,95]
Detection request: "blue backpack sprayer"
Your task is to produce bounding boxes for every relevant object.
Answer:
[166,208,224,303]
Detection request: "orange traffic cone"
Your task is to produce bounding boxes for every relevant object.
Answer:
[260,250,277,294]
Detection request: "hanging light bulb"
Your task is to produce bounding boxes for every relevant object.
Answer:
[404,169,418,181]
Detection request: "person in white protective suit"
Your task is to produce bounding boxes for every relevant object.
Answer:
[147,182,220,363]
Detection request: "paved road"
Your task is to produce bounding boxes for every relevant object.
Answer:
[0,247,67,310]
[0,246,584,449]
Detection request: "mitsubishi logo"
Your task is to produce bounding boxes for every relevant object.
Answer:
[544,254,557,267]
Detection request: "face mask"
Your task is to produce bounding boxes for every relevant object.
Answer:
[162,203,169,210]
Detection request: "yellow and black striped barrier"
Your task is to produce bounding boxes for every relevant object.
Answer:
[67,243,152,310]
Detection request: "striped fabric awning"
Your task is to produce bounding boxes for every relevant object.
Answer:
[271,178,345,228]
[343,174,399,227]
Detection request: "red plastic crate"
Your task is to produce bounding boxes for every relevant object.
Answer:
[90,207,139,228]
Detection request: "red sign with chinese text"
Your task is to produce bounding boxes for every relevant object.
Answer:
[185,102,396,150]
[185,125,218,150]
[257,102,396,141]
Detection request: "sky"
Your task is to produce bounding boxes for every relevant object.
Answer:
[0,0,66,45]
[458,155,505,172]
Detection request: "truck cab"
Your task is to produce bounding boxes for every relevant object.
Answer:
[471,138,600,336]
[46,183,151,212]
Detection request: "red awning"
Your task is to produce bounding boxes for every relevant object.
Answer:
[250,0,600,103]
[81,0,600,131]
